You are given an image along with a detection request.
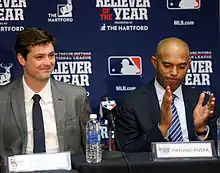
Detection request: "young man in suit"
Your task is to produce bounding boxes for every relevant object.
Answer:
[0,27,91,155]
[116,37,217,152]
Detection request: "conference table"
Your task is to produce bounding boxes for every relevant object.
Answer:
[13,171,79,173]
[1,152,220,173]
[71,152,220,173]
[1,170,79,173]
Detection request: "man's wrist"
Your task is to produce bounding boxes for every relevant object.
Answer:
[195,126,208,135]
[195,125,209,139]
[195,126,206,133]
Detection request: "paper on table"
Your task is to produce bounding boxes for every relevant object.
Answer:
[8,152,71,172]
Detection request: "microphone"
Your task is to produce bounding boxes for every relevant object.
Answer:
[100,96,117,131]
[100,97,133,173]
[100,96,117,151]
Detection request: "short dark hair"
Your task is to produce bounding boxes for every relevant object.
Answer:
[15,27,56,59]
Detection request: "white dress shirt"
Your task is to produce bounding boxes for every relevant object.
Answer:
[23,77,59,153]
[154,79,209,141]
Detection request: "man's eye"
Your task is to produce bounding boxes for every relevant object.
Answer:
[163,64,171,68]
[49,54,55,58]
[179,64,187,69]
[36,56,43,59]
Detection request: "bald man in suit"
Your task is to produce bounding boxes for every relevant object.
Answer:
[116,37,217,152]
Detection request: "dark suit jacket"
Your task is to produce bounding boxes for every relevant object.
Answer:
[0,78,91,155]
[115,80,217,152]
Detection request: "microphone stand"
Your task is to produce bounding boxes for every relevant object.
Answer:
[108,126,113,151]
[107,112,116,151]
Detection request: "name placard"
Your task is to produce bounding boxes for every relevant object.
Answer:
[7,152,71,172]
[151,141,216,160]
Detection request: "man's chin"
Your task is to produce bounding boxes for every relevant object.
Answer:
[38,74,51,81]
[169,84,180,92]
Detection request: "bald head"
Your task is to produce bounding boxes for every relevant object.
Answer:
[155,37,190,58]
[151,37,191,91]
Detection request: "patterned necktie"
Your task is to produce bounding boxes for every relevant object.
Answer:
[169,94,183,142]
[32,94,46,153]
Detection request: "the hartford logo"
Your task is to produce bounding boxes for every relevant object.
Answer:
[57,0,72,17]
[108,56,142,76]
[100,24,148,31]
[0,63,13,85]
[48,0,74,23]
[167,0,200,9]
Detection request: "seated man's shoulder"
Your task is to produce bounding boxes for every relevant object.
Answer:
[52,79,87,96]
[182,85,213,105]
[182,85,202,96]
[119,84,149,104]
[0,80,21,103]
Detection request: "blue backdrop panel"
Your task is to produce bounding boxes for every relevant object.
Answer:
[0,0,219,112]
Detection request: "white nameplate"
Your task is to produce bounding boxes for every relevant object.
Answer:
[8,152,71,172]
[152,141,215,160]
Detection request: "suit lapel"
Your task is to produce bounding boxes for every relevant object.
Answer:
[182,86,195,140]
[51,80,66,152]
[10,78,27,153]
[142,82,195,139]
[142,81,161,124]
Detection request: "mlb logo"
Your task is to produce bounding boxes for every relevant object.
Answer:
[167,0,201,10]
[108,56,142,76]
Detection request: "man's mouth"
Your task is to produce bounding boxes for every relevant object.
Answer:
[167,78,179,83]
[40,68,52,72]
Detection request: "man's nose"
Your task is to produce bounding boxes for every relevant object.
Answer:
[171,66,178,76]
[44,56,52,65]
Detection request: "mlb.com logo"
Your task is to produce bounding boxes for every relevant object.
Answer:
[108,56,142,76]
[167,0,201,10]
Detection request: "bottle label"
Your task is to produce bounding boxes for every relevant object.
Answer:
[87,131,101,144]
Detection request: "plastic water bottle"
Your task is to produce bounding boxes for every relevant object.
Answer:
[86,114,102,163]
[217,117,220,156]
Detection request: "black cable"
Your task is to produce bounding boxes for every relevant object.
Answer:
[113,127,133,173]
[116,140,132,173]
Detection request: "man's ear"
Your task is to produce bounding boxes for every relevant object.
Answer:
[151,56,157,69]
[17,53,26,66]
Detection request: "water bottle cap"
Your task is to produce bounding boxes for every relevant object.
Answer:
[90,114,97,119]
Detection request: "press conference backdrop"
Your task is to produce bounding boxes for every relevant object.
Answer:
[0,0,219,112]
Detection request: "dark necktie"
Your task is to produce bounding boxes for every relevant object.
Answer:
[169,94,183,142]
[32,94,46,153]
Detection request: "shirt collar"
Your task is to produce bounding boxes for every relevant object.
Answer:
[154,78,183,102]
[23,76,52,103]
